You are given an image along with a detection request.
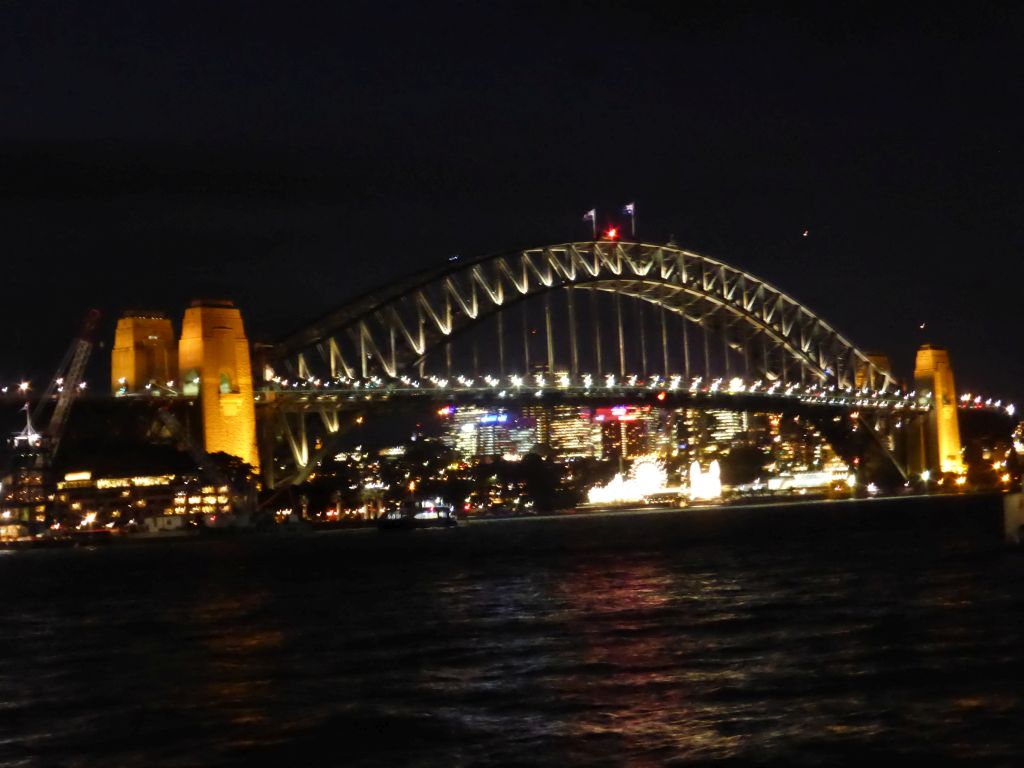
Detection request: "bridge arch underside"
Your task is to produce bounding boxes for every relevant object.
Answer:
[278,242,894,391]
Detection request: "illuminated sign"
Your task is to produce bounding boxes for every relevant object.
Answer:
[595,406,643,422]
[479,413,509,424]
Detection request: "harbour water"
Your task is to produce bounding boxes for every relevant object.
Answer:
[2,495,1022,766]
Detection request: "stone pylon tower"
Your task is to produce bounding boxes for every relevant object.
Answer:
[909,344,963,476]
[111,311,178,393]
[178,299,259,471]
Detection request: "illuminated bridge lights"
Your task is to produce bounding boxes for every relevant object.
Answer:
[257,372,935,412]
[95,373,1014,418]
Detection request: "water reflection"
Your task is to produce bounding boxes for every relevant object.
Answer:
[1,503,1021,766]
[546,556,753,762]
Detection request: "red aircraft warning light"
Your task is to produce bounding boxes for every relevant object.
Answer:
[604,227,619,240]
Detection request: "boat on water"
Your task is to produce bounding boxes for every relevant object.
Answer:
[377,497,458,531]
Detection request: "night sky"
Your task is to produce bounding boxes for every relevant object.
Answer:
[1,2,1022,400]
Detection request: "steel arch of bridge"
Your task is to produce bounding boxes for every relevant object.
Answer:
[274,241,896,390]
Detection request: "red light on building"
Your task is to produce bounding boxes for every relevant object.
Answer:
[656,391,666,401]
[605,227,619,240]
[595,405,638,422]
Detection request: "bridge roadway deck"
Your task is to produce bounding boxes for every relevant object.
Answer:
[251,384,930,416]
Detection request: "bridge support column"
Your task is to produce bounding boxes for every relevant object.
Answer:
[178,299,260,472]
[908,345,963,477]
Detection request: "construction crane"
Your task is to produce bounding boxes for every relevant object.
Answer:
[29,309,101,466]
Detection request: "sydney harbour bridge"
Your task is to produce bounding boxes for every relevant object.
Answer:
[239,239,1000,490]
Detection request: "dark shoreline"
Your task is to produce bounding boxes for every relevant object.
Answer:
[4,492,1007,554]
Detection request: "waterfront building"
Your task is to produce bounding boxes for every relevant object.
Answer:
[55,470,231,522]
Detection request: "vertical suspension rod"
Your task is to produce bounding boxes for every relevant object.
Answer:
[566,287,578,379]
[683,314,691,381]
[445,292,452,378]
[544,292,555,375]
[522,301,531,374]
[761,334,768,382]
[615,293,625,378]
[702,313,711,381]
[638,300,648,379]
[417,303,426,379]
[497,311,505,379]
[723,320,731,379]
[660,307,669,376]
[389,325,396,377]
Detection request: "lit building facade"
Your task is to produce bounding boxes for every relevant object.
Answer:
[55,471,231,521]
[520,406,549,446]
[443,407,516,459]
[548,406,600,458]
[596,406,655,459]
[707,409,749,447]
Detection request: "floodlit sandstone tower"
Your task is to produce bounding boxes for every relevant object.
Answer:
[178,299,260,471]
[111,310,178,393]
[909,344,963,476]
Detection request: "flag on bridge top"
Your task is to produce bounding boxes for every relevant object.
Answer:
[582,208,597,239]
[623,202,637,237]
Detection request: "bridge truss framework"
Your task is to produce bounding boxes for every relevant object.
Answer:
[275,241,897,392]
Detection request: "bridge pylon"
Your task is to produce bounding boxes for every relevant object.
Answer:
[178,299,260,472]
[908,344,963,477]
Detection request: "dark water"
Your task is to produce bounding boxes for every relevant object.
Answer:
[2,496,1023,767]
